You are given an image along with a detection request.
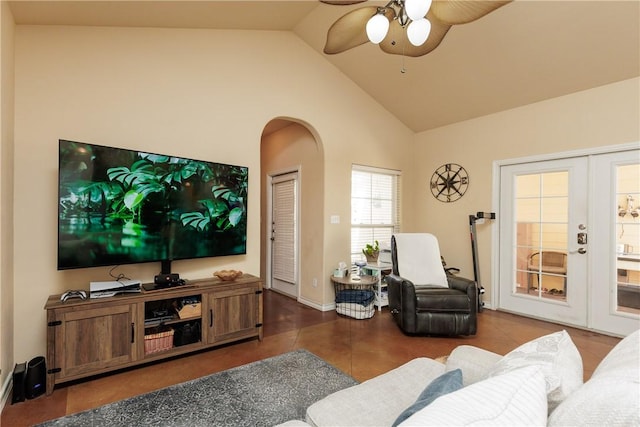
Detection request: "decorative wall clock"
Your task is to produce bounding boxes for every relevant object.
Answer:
[430,163,469,203]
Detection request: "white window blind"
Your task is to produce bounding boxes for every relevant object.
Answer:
[351,165,401,263]
[272,175,297,284]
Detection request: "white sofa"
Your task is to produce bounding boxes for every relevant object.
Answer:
[279,329,639,426]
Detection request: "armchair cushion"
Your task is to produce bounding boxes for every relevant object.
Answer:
[415,287,472,312]
[393,233,448,287]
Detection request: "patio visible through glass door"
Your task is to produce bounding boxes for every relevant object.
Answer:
[514,172,570,301]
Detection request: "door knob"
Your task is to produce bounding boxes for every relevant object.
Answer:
[578,248,586,254]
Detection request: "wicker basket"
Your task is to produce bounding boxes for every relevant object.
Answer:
[144,328,174,354]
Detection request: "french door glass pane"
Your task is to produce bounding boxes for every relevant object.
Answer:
[515,171,568,300]
[615,163,640,315]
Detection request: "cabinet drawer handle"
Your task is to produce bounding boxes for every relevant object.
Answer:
[131,323,135,343]
[209,309,213,328]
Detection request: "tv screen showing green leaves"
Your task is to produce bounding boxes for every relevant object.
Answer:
[58,140,248,270]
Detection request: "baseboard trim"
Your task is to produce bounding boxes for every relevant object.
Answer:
[297,296,335,312]
[0,370,12,413]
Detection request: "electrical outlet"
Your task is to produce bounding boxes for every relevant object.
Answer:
[312,278,318,287]
[330,215,340,224]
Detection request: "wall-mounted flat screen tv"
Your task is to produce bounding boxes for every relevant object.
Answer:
[58,140,248,271]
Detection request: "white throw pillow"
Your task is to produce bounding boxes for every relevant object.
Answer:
[485,330,583,413]
[548,329,640,426]
[399,365,548,426]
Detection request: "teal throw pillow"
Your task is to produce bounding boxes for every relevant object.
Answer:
[392,369,463,427]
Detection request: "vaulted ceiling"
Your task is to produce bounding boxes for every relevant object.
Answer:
[9,0,640,133]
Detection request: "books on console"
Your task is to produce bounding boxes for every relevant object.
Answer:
[90,279,142,299]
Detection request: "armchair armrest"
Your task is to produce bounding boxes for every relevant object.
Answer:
[447,275,477,304]
[386,274,418,331]
[386,274,417,310]
[447,275,476,293]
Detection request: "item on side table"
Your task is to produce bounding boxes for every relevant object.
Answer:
[362,240,380,263]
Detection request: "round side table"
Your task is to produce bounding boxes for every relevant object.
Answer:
[330,274,377,319]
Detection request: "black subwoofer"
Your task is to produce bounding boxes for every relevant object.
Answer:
[25,356,46,399]
[11,362,26,404]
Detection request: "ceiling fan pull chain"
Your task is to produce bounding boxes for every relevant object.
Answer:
[400,45,406,74]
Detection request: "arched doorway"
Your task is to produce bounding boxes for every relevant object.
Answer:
[260,119,325,306]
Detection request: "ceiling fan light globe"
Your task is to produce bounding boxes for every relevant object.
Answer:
[404,0,432,21]
[407,18,431,46]
[366,13,389,44]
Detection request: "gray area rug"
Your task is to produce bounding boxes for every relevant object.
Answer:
[40,349,357,427]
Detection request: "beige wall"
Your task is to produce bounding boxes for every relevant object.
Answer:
[260,121,326,306]
[6,19,639,375]
[410,78,640,305]
[0,0,15,400]
[12,25,414,361]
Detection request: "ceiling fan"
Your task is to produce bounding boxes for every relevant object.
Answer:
[321,0,512,57]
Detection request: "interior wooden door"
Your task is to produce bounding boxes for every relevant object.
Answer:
[270,172,299,298]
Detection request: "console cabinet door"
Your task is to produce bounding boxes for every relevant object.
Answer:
[51,304,137,380]
[205,286,260,343]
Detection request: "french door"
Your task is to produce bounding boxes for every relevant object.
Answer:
[499,157,588,327]
[590,151,640,336]
[498,147,640,336]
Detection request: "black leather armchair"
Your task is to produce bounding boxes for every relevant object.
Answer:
[386,233,477,336]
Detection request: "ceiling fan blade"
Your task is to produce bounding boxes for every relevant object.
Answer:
[320,1,368,4]
[430,0,512,25]
[379,13,451,57]
[324,6,392,54]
